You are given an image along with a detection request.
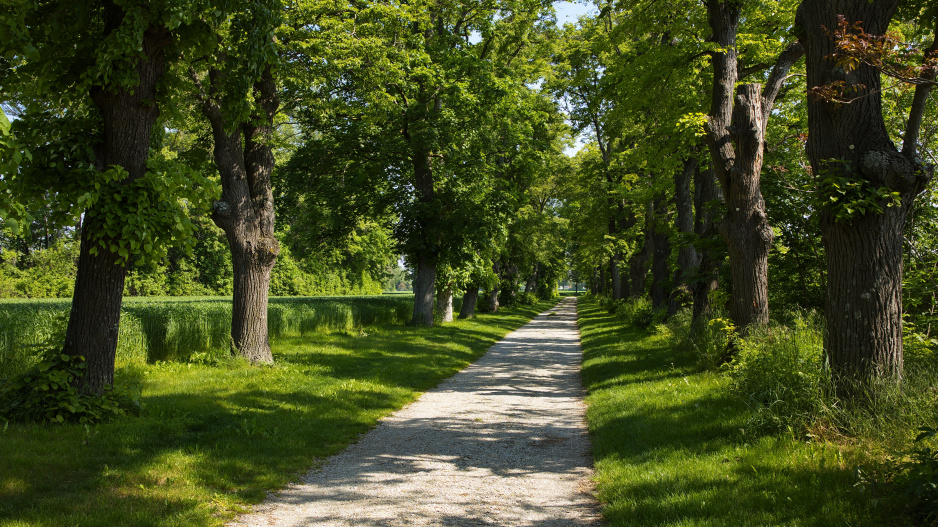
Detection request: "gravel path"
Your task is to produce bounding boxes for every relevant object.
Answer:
[231,297,601,527]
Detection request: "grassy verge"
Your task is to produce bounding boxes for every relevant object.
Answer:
[577,298,907,526]
[0,299,555,527]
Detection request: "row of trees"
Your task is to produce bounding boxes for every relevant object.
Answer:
[0,0,570,394]
[560,0,936,388]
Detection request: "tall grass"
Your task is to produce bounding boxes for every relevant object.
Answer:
[0,295,414,379]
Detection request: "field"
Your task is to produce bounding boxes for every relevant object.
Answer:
[0,295,419,378]
[0,296,556,526]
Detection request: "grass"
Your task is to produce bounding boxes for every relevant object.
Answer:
[0,299,556,527]
[0,295,416,378]
[577,298,909,526]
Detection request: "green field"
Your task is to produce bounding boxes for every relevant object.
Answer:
[0,298,555,527]
[0,295,421,379]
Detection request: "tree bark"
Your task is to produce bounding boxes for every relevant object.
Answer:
[412,252,436,326]
[458,284,479,319]
[670,158,699,315]
[704,0,804,331]
[693,165,724,321]
[650,194,671,311]
[436,284,454,322]
[407,120,438,326]
[199,66,280,363]
[797,1,934,381]
[63,17,170,395]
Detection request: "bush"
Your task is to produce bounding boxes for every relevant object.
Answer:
[0,348,141,425]
[517,291,538,306]
[892,427,938,524]
[727,313,833,436]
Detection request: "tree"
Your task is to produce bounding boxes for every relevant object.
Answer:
[703,0,803,331]
[796,1,936,381]
[1,0,211,393]
[186,1,282,363]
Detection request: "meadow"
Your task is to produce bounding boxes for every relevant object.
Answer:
[0,296,556,526]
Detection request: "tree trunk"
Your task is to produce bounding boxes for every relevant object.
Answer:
[598,264,606,295]
[670,158,699,315]
[412,253,436,326]
[63,18,169,395]
[797,1,933,381]
[610,254,622,301]
[693,166,724,321]
[524,263,539,295]
[487,261,500,313]
[200,67,280,363]
[651,194,671,311]
[704,1,804,331]
[629,201,653,299]
[406,115,438,326]
[436,284,454,322]
[501,264,519,305]
[459,284,479,319]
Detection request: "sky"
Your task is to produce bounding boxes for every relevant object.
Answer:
[552,2,596,156]
[553,0,597,27]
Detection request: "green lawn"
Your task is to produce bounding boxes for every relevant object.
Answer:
[577,299,907,526]
[0,300,556,527]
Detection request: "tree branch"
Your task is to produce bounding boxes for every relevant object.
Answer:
[761,41,805,130]
[902,17,938,157]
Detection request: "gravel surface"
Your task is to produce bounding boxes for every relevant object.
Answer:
[231,297,601,527]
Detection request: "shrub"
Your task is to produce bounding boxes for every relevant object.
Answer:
[517,291,538,306]
[0,348,141,425]
[892,427,938,523]
[727,312,832,436]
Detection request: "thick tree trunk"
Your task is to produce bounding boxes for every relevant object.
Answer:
[670,158,700,315]
[459,284,479,319]
[63,19,169,395]
[705,1,804,331]
[797,1,933,381]
[412,253,436,326]
[436,284,454,322]
[717,85,773,329]
[651,194,671,311]
[693,166,724,321]
[200,67,280,363]
[230,243,276,362]
[407,120,439,325]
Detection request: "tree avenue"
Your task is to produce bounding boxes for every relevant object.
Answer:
[0,0,935,407]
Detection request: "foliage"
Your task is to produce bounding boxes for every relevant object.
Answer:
[815,159,903,222]
[0,348,141,425]
[726,312,833,437]
[892,427,938,523]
